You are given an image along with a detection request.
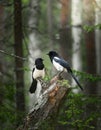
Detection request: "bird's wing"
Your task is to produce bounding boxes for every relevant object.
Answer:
[54,57,83,90]
[54,57,71,71]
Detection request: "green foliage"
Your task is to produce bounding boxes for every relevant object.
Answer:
[58,92,101,130]
[73,70,101,82]
[58,79,69,87]
[0,84,16,130]
[22,66,31,72]
[35,91,101,130]
[39,119,55,130]
[22,0,29,4]
[83,24,101,32]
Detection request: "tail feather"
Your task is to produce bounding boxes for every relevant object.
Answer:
[68,70,83,91]
[29,79,37,93]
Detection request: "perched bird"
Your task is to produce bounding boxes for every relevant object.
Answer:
[47,51,83,90]
[29,58,45,93]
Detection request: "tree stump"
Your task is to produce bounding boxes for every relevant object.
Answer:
[17,74,71,130]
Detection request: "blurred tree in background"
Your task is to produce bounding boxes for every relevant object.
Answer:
[0,0,101,129]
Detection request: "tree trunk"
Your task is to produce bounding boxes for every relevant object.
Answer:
[95,0,101,96]
[14,0,25,125]
[85,31,97,94]
[71,0,82,92]
[83,0,97,94]
[83,0,98,129]
[47,0,54,48]
[0,4,4,107]
[28,0,41,109]
[59,0,72,79]
[95,1,101,129]
[59,0,72,59]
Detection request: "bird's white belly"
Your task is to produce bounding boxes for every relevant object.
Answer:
[53,60,64,72]
[33,68,45,79]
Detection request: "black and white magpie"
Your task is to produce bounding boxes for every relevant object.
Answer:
[47,51,83,91]
[29,58,45,93]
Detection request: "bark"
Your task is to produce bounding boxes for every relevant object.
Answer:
[95,1,101,129]
[83,0,98,129]
[28,0,41,62]
[59,0,72,61]
[83,0,97,94]
[0,4,4,106]
[59,0,72,79]
[71,0,82,91]
[14,0,25,124]
[47,0,54,48]
[28,0,41,109]
[59,28,71,62]
[95,0,101,96]
[85,30,97,95]
[17,75,71,130]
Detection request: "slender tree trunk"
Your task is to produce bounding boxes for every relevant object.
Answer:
[83,0,98,129]
[59,0,71,59]
[14,0,25,125]
[83,0,97,94]
[47,0,54,48]
[0,4,4,107]
[28,0,41,109]
[59,0,72,79]
[95,1,101,129]
[71,0,82,92]
[95,0,101,96]
[85,31,97,94]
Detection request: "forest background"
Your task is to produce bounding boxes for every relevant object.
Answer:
[0,0,101,130]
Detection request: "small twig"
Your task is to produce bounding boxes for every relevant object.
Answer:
[0,49,27,61]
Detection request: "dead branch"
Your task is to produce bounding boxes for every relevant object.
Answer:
[0,49,27,61]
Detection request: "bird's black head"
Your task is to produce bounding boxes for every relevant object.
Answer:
[47,51,59,57]
[47,51,59,62]
[35,58,43,65]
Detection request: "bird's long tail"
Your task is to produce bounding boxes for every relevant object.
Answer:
[29,79,37,93]
[68,69,83,91]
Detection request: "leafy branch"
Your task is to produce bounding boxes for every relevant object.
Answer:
[83,24,101,32]
[73,70,101,82]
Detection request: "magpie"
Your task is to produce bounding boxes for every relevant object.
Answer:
[29,58,45,93]
[47,51,83,91]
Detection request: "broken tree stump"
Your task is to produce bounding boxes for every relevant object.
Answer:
[17,74,71,130]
